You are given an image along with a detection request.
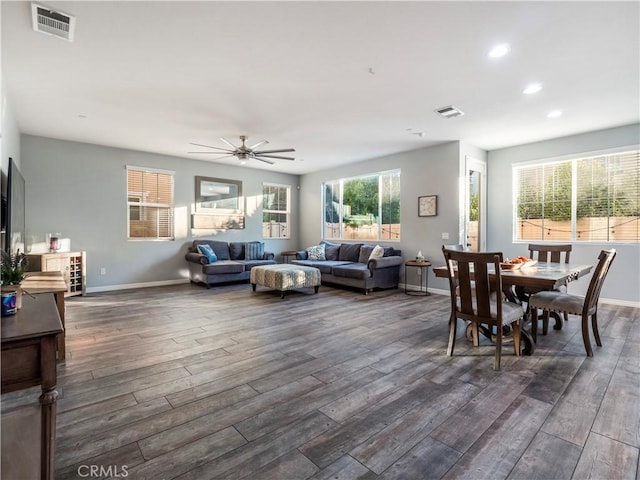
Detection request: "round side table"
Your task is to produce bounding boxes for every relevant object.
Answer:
[280,250,297,264]
[404,260,432,296]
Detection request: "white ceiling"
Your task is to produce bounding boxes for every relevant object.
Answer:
[2,1,639,174]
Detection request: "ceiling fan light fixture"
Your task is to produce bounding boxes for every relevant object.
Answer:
[188,135,295,165]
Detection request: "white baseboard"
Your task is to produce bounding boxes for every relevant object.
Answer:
[86,278,190,294]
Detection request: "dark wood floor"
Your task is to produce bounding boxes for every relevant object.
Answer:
[3,282,639,479]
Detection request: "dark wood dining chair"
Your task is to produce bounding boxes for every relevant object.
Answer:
[442,248,524,370]
[526,243,572,333]
[529,249,616,356]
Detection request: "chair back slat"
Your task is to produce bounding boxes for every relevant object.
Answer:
[442,248,504,322]
[584,249,616,313]
[528,244,572,264]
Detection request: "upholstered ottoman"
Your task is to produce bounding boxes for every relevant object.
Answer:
[251,264,321,298]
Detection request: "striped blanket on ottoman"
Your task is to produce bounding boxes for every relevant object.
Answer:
[251,264,321,298]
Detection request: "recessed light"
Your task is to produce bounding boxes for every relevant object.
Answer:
[547,110,563,118]
[488,43,510,58]
[523,83,543,95]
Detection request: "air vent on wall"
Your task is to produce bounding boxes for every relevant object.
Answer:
[435,105,465,118]
[31,3,76,41]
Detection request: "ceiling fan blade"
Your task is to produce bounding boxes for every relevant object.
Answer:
[254,157,275,165]
[212,154,236,161]
[188,151,236,154]
[253,148,296,154]
[256,154,295,161]
[249,139,269,150]
[219,137,238,149]
[189,142,233,152]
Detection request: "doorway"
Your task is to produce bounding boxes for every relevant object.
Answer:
[464,157,486,252]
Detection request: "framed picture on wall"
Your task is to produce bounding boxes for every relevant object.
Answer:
[418,195,437,217]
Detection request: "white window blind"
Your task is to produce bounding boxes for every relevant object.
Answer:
[515,150,639,242]
[127,167,175,240]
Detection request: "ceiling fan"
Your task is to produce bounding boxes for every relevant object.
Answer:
[188,135,295,165]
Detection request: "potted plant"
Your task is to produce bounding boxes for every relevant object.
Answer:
[1,250,28,310]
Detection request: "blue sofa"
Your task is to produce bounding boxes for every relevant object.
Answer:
[292,241,403,294]
[185,240,276,288]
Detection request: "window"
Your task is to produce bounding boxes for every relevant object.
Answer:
[514,150,639,242]
[127,166,175,240]
[323,169,401,241]
[262,183,290,239]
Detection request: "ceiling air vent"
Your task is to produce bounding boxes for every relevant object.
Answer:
[435,105,465,118]
[31,3,76,41]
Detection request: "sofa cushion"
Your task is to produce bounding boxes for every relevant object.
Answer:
[307,244,326,260]
[383,246,396,257]
[332,263,372,280]
[292,259,350,274]
[193,240,230,260]
[229,242,244,260]
[197,244,218,263]
[202,260,245,275]
[245,241,265,260]
[242,259,277,271]
[358,245,375,264]
[321,241,341,261]
[339,243,363,262]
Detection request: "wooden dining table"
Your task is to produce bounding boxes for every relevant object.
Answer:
[433,261,593,354]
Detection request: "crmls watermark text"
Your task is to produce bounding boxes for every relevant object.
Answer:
[78,465,129,477]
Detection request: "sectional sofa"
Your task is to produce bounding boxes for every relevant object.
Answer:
[291,241,403,294]
[185,240,276,288]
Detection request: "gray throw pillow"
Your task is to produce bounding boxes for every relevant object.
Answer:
[321,241,340,261]
[339,243,363,262]
[358,245,375,264]
[229,242,244,260]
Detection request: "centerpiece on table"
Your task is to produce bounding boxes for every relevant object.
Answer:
[1,250,28,314]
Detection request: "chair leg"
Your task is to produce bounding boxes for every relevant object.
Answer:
[494,324,502,371]
[512,321,521,357]
[563,312,569,323]
[581,313,594,357]
[447,313,457,357]
[591,312,602,347]
[471,323,480,347]
[542,310,550,336]
[531,308,538,343]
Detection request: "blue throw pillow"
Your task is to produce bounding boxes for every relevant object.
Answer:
[197,244,218,263]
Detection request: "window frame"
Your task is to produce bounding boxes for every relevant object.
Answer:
[126,165,175,241]
[512,147,639,244]
[322,169,401,242]
[262,182,291,239]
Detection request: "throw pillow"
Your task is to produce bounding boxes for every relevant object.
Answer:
[245,242,265,260]
[358,245,375,264]
[322,241,340,261]
[339,243,363,262]
[197,244,218,263]
[307,244,326,261]
[369,245,385,260]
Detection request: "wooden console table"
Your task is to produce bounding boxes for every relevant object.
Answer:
[1,293,63,480]
[22,271,68,360]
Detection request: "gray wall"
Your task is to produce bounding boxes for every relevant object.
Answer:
[298,141,463,289]
[21,135,300,291]
[487,124,640,305]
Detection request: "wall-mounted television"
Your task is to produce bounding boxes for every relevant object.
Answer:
[5,158,25,254]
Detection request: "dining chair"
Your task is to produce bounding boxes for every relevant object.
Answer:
[442,248,524,370]
[529,249,616,356]
[526,243,572,333]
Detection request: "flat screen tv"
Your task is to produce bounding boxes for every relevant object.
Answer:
[6,158,25,254]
